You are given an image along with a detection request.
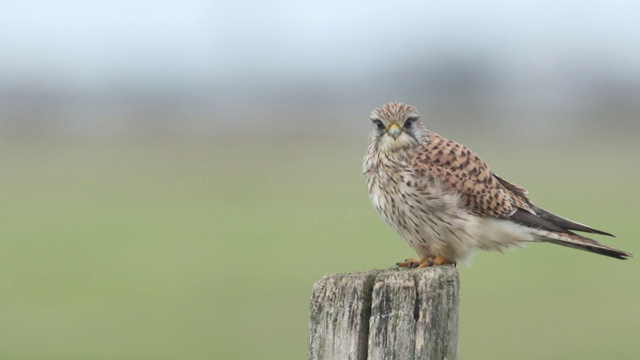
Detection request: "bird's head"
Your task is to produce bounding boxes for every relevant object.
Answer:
[369,102,428,153]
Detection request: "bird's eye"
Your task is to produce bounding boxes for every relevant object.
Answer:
[372,119,385,130]
[404,117,418,127]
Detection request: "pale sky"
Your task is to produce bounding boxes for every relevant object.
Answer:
[1,0,639,88]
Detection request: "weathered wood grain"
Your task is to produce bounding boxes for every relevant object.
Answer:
[308,270,381,360]
[308,266,459,360]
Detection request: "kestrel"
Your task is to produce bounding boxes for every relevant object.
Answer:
[363,102,632,267]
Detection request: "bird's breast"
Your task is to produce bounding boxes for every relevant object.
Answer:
[365,159,422,224]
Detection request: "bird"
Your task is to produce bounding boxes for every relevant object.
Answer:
[363,102,632,267]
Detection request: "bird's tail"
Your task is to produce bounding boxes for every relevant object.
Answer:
[533,229,632,260]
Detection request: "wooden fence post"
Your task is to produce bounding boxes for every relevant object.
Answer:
[308,266,459,360]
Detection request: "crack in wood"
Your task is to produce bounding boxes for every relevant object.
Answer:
[308,266,459,360]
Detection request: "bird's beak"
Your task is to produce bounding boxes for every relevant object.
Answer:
[387,123,401,139]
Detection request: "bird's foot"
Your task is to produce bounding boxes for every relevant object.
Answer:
[397,255,456,268]
[430,255,456,267]
[397,258,423,268]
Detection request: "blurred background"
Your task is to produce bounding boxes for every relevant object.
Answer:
[1,1,639,359]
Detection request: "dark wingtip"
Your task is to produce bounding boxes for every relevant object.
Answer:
[532,205,615,237]
[589,228,615,237]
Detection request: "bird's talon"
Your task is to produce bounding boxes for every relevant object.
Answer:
[398,256,454,269]
[397,258,422,268]
[416,258,431,268]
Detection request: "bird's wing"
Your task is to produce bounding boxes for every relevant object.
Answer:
[409,132,533,218]
[409,132,616,237]
[493,174,612,236]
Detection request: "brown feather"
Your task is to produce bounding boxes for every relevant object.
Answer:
[410,133,533,218]
[413,134,616,238]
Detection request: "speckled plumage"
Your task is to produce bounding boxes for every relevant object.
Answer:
[363,102,631,265]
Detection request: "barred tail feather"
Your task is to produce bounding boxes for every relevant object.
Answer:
[533,229,632,260]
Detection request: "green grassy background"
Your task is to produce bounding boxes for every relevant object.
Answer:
[1,134,638,359]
